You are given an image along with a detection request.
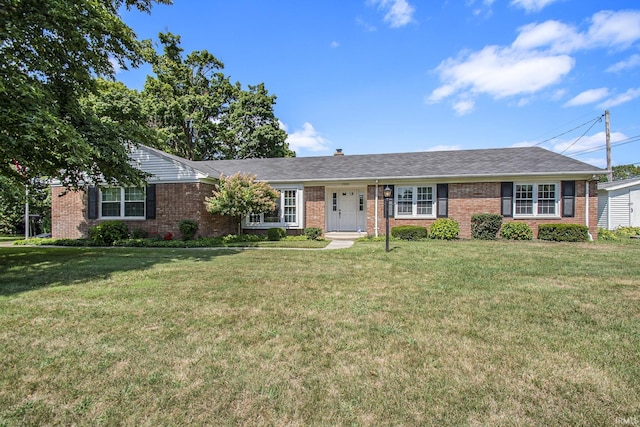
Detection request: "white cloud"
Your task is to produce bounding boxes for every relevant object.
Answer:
[588,10,640,49]
[331,41,340,48]
[599,88,640,108]
[606,54,640,73]
[564,88,610,107]
[428,10,640,114]
[285,122,330,152]
[453,99,475,115]
[109,57,122,74]
[551,131,627,155]
[510,0,562,13]
[368,0,415,28]
[356,17,377,32]
[425,144,462,151]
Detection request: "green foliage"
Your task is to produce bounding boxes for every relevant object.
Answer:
[304,227,323,240]
[429,218,460,240]
[0,176,51,235]
[500,222,533,240]
[88,221,129,246]
[598,164,640,182]
[130,227,148,239]
[142,32,294,161]
[391,225,428,240]
[538,224,589,242]
[178,219,199,240]
[614,226,640,237]
[205,173,280,234]
[267,228,287,241]
[0,0,169,188]
[597,228,617,241]
[471,213,503,240]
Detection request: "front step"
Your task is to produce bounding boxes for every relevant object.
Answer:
[325,231,367,240]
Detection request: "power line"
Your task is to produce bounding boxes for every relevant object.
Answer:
[533,114,604,147]
[570,134,640,156]
[559,116,604,154]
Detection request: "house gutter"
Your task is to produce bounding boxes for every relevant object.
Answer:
[375,180,379,237]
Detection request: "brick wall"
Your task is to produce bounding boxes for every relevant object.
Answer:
[51,182,235,239]
[304,186,325,232]
[365,181,599,239]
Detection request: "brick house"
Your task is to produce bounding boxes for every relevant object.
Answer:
[52,144,605,239]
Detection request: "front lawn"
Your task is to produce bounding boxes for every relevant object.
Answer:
[0,240,638,425]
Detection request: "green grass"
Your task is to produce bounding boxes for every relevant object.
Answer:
[0,235,22,243]
[1,240,639,425]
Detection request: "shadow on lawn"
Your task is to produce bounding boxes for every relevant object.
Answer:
[0,246,239,296]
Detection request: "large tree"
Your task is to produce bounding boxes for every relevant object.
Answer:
[143,32,293,161]
[599,164,640,182]
[0,0,170,188]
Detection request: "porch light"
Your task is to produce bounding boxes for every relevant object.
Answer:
[383,186,392,199]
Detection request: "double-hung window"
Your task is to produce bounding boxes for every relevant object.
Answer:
[514,183,558,217]
[395,185,435,218]
[100,187,145,219]
[246,188,301,228]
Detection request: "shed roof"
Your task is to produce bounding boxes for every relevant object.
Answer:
[598,177,640,191]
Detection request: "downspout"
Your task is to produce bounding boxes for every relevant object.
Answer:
[586,179,593,241]
[375,180,379,237]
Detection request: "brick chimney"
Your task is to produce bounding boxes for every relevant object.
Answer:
[334,148,344,156]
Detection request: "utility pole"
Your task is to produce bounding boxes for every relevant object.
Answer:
[605,109,612,182]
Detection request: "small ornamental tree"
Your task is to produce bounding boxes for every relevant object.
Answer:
[205,173,279,234]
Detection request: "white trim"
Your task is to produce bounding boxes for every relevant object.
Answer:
[513,182,560,219]
[393,184,436,219]
[99,187,146,220]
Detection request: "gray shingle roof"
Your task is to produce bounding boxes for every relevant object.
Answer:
[188,147,604,182]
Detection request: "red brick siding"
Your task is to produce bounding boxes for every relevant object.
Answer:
[304,186,325,232]
[51,183,235,239]
[365,182,598,239]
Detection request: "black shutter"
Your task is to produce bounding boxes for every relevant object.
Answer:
[87,186,98,219]
[562,181,575,217]
[146,184,156,219]
[501,182,513,217]
[437,184,448,218]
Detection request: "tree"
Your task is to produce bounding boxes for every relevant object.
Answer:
[205,173,280,235]
[0,0,170,188]
[143,32,293,161]
[0,176,51,235]
[599,164,640,182]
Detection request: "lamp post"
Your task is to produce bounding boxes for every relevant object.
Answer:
[383,186,392,252]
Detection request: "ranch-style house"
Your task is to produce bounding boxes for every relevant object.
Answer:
[51,144,606,239]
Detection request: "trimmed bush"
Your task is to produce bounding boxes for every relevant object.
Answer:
[130,227,148,239]
[429,218,460,240]
[614,226,640,237]
[267,227,287,241]
[538,224,589,242]
[88,220,129,246]
[598,228,617,241]
[500,222,533,240]
[391,225,428,240]
[304,227,323,240]
[471,213,503,240]
[179,219,199,240]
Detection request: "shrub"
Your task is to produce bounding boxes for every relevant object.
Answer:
[538,224,589,242]
[267,227,287,241]
[500,222,533,240]
[88,220,128,245]
[471,213,503,240]
[391,225,428,240]
[163,232,173,241]
[429,218,459,240]
[598,228,617,241]
[178,219,199,240]
[304,227,323,240]
[130,227,148,239]
[614,226,640,237]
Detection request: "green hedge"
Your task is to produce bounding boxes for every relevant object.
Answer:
[267,227,287,241]
[429,218,459,240]
[500,222,533,240]
[88,221,129,246]
[304,227,323,240]
[471,213,503,240]
[391,225,428,240]
[178,219,199,240]
[538,224,589,242]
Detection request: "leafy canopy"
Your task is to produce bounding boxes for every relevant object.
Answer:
[143,32,294,161]
[205,173,280,234]
[0,0,170,188]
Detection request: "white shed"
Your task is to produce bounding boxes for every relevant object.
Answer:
[598,178,640,230]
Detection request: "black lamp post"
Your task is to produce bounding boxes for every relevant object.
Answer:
[383,186,392,252]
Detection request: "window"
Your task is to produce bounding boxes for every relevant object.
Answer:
[514,183,558,217]
[245,188,300,227]
[100,187,145,218]
[395,185,435,218]
[359,192,364,212]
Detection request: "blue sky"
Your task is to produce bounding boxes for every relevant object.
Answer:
[117,0,640,168]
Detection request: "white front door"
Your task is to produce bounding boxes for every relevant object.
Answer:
[328,188,366,231]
